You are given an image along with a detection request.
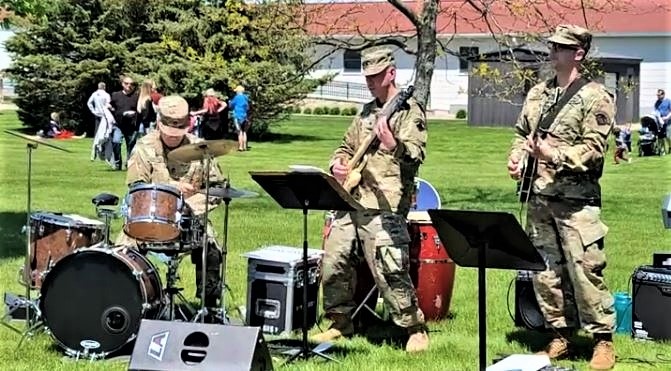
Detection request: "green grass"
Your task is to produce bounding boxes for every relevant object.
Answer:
[0,111,670,371]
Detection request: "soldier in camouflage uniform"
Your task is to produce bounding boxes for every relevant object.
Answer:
[507,25,616,370]
[311,48,429,353]
[119,95,225,317]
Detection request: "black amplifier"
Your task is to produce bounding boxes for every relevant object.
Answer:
[243,246,323,336]
[632,265,671,341]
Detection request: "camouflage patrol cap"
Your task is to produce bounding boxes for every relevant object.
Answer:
[158,95,190,136]
[362,48,395,76]
[547,24,592,52]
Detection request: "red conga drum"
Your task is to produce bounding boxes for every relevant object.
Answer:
[407,210,456,321]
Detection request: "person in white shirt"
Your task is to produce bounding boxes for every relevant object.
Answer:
[87,82,112,160]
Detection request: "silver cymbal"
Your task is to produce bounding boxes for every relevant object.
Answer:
[167,139,237,162]
[200,186,259,199]
[4,130,72,152]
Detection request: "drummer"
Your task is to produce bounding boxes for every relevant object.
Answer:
[116,95,225,319]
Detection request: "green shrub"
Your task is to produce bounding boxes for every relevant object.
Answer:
[314,107,324,115]
[348,107,358,115]
[303,107,312,114]
[294,106,302,113]
[321,106,330,114]
[329,107,340,115]
[456,109,467,119]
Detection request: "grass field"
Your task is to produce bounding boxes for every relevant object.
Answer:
[1,110,670,371]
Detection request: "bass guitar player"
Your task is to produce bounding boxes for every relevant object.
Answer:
[311,47,430,353]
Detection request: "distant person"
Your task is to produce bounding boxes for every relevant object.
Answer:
[229,85,250,151]
[190,88,226,140]
[109,76,139,170]
[136,79,156,138]
[654,89,671,154]
[43,112,62,138]
[87,82,111,160]
[613,126,631,164]
[150,81,163,130]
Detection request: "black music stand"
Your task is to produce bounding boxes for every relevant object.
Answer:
[249,170,364,363]
[427,209,546,371]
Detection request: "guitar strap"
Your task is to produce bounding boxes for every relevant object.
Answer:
[537,76,590,132]
[517,76,590,205]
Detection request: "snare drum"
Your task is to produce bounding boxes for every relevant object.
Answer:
[27,212,104,288]
[39,246,162,358]
[139,210,204,253]
[123,183,184,242]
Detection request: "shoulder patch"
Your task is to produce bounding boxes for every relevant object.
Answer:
[595,111,611,126]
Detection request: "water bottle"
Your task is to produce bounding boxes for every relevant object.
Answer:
[614,292,632,334]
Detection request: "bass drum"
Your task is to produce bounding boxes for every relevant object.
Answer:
[39,246,163,357]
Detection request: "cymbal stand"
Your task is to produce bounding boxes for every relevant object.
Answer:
[1,142,44,343]
[218,179,233,324]
[192,148,213,323]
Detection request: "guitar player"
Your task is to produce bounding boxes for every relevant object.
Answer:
[311,47,430,353]
[507,25,616,370]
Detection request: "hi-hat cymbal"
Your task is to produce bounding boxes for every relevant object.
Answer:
[4,130,72,153]
[200,186,259,199]
[167,140,237,162]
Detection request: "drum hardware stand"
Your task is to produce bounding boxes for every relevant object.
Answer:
[158,253,196,321]
[192,149,214,324]
[96,207,118,247]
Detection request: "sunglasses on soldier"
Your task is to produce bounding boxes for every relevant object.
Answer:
[548,42,579,52]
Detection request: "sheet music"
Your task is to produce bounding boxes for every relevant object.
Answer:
[288,165,326,174]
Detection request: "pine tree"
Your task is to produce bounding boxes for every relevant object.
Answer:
[6,0,320,135]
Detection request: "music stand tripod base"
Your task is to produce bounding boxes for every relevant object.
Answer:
[427,209,546,371]
[250,170,363,363]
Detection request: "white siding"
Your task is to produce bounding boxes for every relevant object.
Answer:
[594,36,671,115]
[312,35,671,119]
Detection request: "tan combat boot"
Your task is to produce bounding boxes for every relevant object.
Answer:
[537,337,569,359]
[589,340,615,370]
[311,315,354,343]
[405,327,430,353]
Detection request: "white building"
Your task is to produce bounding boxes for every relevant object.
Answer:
[306,0,671,119]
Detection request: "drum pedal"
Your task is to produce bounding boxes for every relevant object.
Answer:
[3,292,38,321]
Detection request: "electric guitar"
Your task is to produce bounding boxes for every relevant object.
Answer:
[341,86,415,193]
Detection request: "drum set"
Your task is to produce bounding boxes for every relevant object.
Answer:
[2,131,258,360]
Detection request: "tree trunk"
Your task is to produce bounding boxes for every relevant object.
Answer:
[412,0,438,109]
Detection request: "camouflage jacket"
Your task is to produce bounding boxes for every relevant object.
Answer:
[509,77,615,201]
[126,130,224,215]
[330,96,427,215]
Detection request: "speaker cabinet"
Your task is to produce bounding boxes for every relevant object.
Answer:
[632,266,671,341]
[514,270,547,331]
[128,320,273,371]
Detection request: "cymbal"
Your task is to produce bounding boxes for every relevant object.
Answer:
[200,186,259,199]
[4,130,72,153]
[167,140,237,162]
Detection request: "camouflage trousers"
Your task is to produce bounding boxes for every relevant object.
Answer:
[116,219,222,307]
[527,195,615,334]
[322,211,425,328]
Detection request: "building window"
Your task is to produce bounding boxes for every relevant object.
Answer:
[343,50,361,74]
[459,47,479,73]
